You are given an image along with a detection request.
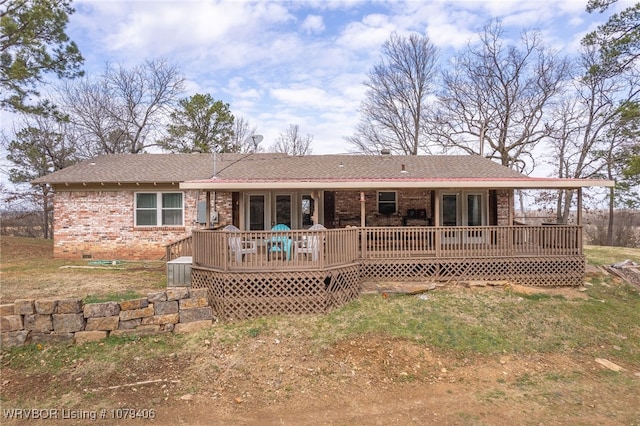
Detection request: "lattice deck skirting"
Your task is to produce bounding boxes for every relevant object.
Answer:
[360,256,585,287]
[191,264,361,321]
[191,256,584,321]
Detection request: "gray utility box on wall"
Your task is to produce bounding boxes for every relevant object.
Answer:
[167,256,192,287]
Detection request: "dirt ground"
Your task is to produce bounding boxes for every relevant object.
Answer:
[2,329,639,425]
[3,285,639,425]
[1,238,639,425]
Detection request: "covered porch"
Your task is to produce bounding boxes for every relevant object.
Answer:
[175,154,611,320]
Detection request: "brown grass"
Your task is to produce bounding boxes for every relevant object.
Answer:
[0,236,166,303]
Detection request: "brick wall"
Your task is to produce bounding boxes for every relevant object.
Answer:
[0,288,213,349]
[214,191,233,225]
[53,188,209,260]
[334,189,511,227]
[496,190,511,226]
[334,189,433,227]
[53,187,512,260]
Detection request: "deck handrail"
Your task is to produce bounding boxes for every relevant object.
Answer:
[192,227,360,271]
[190,225,583,270]
[361,225,582,259]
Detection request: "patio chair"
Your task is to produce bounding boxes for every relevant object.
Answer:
[295,223,326,261]
[268,223,292,260]
[223,224,257,263]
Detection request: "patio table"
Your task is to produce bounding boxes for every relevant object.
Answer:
[266,235,292,260]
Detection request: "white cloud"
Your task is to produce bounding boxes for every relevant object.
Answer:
[337,13,398,51]
[8,0,621,159]
[301,15,325,34]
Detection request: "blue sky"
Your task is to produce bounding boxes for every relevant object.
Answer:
[25,0,640,155]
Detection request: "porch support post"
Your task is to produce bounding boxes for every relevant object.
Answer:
[577,187,583,254]
[433,190,441,257]
[360,192,366,227]
[509,190,514,225]
[206,191,211,228]
[311,190,319,226]
[576,187,583,226]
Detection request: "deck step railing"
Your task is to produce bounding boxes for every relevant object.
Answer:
[165,235,193,261]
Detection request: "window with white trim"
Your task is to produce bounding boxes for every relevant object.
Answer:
[377,191,397,215]
[135,192,184,226]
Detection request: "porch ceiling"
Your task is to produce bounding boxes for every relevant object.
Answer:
[179,177,615,191]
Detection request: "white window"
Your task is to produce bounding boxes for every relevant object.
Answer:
[135,192,184,226]
[378,191,397,215]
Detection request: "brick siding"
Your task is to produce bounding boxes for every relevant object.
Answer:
[53,188,209,260]
[335,189,433,227]
[53,187,512,260]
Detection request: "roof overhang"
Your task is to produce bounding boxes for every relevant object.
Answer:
[180,177,615,191]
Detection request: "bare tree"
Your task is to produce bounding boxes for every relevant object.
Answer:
[347,32,439,155]
[59,58,185,155]
[270,124,312,155]
[57,77,121,158]
[543,46,639,223]
[601,106,640,244]
[1,113,78,238]
[231,116,262,153]
[435,21,570,171]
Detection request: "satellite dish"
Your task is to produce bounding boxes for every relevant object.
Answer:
[246,135,263,147]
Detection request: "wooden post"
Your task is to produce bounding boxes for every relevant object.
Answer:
[311,191,319,225]
[360,192,366,227]
[434,191,441,257]
[509,190,514,225]
[577,188,583,226]
[577,187,583,254]
[206,191,211,228]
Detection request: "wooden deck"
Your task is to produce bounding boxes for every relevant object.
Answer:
[168,225,583,268]
[168,225,584,320]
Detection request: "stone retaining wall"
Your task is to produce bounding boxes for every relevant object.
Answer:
[0,288,213,350]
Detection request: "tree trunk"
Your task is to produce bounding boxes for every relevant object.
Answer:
[606,184,615,247]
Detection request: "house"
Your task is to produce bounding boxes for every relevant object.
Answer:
[34,152,613,320]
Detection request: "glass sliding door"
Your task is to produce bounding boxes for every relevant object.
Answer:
[249,195,265,230]
[442,193,460,226]
[440,191,487,244]
[301,194,313,228]
[274,194,291,228]
[441,193,460,244]
[466,193,485,242]
[467,194,482,226]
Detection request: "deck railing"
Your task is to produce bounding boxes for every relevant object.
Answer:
[192,227,360,271]
[362,225,583,259]
[190,225,582,270]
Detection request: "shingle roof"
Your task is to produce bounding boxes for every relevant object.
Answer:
[213,154,527,180]
[31,153,287,184]
[33,152,527,184]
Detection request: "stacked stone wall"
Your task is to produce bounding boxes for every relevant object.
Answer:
[0,288,213,349]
